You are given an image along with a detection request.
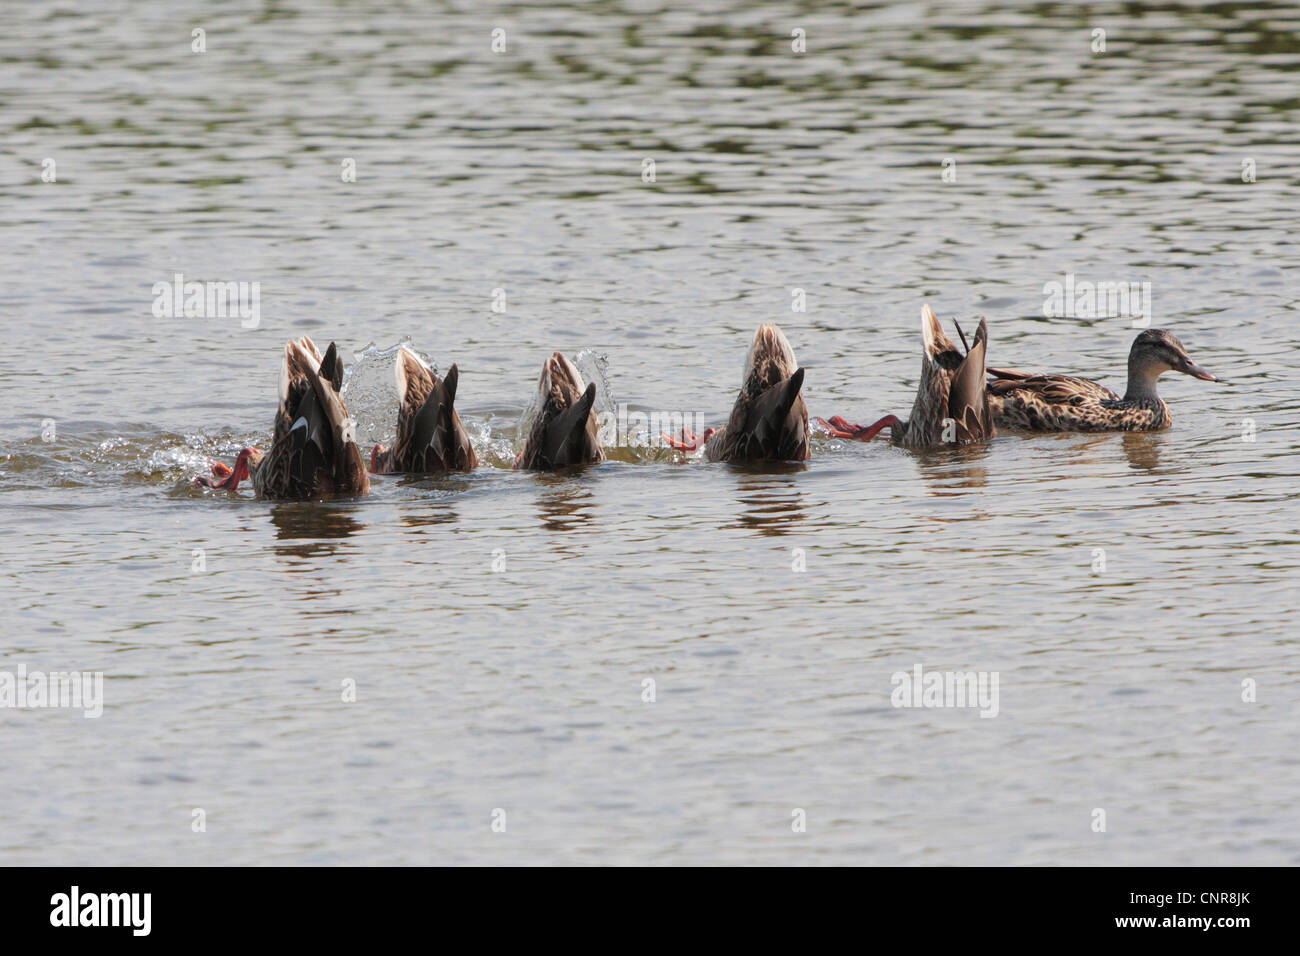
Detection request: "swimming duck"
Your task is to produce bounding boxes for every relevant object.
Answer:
[370,348,476,474]
[986,329,1217,431]
[819,304,994,449]
[664,323,810,462]
[196,337,371,497]
[515,352,605,469]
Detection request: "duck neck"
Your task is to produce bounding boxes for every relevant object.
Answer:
[1123,354,1164,404]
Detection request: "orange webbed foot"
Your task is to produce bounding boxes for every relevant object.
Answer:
[662,427,706,453]
[817,414,900,442]
[195,448,254,491]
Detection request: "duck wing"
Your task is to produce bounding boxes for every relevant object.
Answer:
[406,363,477,472]
[538,381,602,467]
[303,342,369,494]
[948,318,995,442]
[717,367,810,462]
[392,350,477,473]
[987,369,1118,405]
[273,336,323,443]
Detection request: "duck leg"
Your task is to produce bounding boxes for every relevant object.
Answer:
[816,414,900,442]
[194,448,256,490]
[195,459,234,488]
[661,426,714,452]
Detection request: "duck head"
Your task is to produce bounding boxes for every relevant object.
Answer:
[1126,330,1216,399]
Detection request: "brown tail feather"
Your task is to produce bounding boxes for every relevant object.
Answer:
[741,367,808,459]
[406,363,477,471]
[320,341,345,392]
[541,382,600,465]
[947,318,994,443]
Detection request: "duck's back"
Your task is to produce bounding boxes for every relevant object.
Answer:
[986,368,1137,431]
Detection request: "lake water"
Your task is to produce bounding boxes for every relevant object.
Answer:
[2,0,1297,865]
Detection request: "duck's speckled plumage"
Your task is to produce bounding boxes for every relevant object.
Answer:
[986,371,1169,431]
[987,329,1216,432]
[371,348,477,474]
[704,324,810,462]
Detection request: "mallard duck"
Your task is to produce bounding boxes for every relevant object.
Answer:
[514,352,605,469]
[196,337,371,497]
[370,348,476,474]
[986,328,1217,431]
[819,304,994,449]
[665,324,810,462]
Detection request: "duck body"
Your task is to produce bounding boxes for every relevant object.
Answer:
[892,305,994,449]
[371,348,476,474]
[515,352,605,470]
[252,337,371,497]
[986,329,1216,433]
[197,337,371,498]
[987,372,1168,431]
[703,324,810,463]
[817,304,994,450]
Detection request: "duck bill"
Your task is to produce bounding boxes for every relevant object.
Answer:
[1179,355,1217,381]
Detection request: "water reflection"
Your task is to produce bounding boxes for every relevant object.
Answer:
[1122,432,1163,473]
[269,503,362,561]
[728,465,807,536]
[914,443,991,494]
[396,475,466,530]
[535,477,596,534]
[399,501,460,530]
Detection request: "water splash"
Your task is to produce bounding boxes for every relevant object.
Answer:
[574,349,616,417]
[341,339,434,449]
[467,418,519,469]
[2,427,256,491]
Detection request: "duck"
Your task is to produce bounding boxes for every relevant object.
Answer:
[664,324,810,462]
[370,348,476,474]
[985,328,1218,431]
[196,337,371,497]
[819,304,994,449]
[514,352,605,469]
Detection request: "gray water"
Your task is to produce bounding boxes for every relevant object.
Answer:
[2,0,1298,865]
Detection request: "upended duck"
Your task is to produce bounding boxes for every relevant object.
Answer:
[986,328,1218,431]
[664,323,810,462]
[196,337,371,497]
[515,352,605,469]
[370,348,476,474]
[819,304,994,449]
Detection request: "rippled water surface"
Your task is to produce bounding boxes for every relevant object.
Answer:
[2,1,1298,865]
